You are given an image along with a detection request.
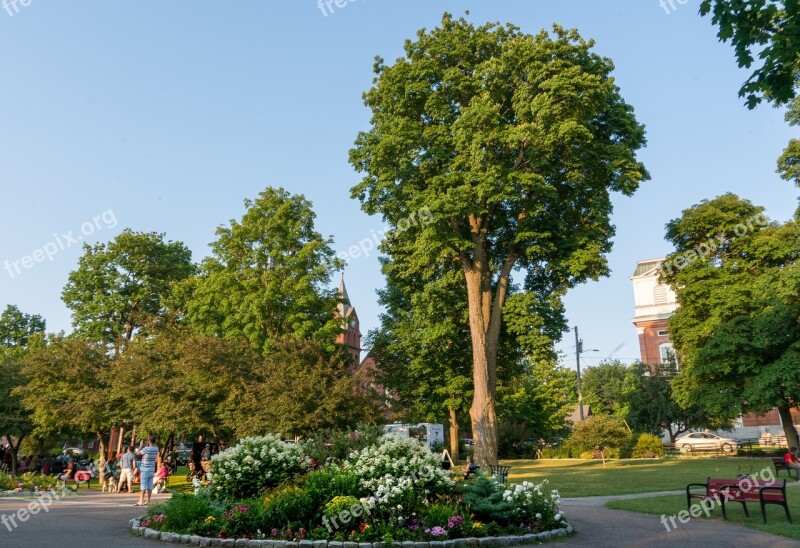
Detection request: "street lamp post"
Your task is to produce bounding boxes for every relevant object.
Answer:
[574,326,598,421]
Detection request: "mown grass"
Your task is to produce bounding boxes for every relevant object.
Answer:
[605,490,800,541]
[502,457,790,498]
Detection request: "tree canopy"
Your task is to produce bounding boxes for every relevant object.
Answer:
[700,0,800,108]
[349,13,648,464]
[62,229,195,353]
[661,193,800,447]
[185,187,342,354]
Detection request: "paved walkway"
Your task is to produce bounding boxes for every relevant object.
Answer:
[558,484,800,547]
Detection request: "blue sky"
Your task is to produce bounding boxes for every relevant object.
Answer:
[0,1,796,371]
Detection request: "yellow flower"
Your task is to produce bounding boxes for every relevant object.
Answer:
[205,516,216,523]
[472,521,483,529]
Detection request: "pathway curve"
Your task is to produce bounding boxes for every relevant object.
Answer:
[558,483,800,547]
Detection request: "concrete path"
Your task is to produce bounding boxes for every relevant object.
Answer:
[0,490,168,548]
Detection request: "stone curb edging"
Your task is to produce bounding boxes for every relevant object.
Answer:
[129,517,573,547]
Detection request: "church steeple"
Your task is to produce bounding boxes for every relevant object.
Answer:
[335,275,361,367]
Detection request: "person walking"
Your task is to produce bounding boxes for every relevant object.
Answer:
[135,436,159,506]
[117,446,136,494]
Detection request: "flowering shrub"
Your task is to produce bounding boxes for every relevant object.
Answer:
[211,435,310,499]
[145,433,569,542]
[343,435,454,496]
[502,479,563,531]
[0,472,58,492]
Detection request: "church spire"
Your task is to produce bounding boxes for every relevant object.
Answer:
[337,274,351,317]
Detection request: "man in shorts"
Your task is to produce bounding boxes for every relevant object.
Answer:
[117,446,136,493]
[135,436,159,506]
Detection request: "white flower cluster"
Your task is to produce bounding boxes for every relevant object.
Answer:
[501,479,562,525]
[343,435,454,494]
[211,435,310,498]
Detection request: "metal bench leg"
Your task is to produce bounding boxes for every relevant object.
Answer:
[760,501,767,523]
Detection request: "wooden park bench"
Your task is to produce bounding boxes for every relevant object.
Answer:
[57,469,93,490]
[772,457,799,480]
[686,477,792,523]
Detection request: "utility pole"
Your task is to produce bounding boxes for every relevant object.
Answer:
[575,326,584,421]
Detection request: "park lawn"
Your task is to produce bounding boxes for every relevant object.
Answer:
[503,458,785,498]
[605,490,800,541]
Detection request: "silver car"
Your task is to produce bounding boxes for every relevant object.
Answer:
[675,432,739,453]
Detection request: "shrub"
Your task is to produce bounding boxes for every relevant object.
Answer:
[261,487,316,530]
[0,472,58,492]
[322,495,362,533]
[211,435,310,499]
[501,480,564,531]
[145,494,217,533]
[460,477,512,526]
[540,446,573,459]
[302,468,360,511]
[566,415,631,454]
[632,433,664,458]
[343,435,454,496]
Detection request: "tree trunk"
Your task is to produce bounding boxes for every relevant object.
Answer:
[448,407,460,464]
[160,432,175,463]
[464,269,500,467]
[97,433,106,486]
[8,434,23,476]
[778,404,800,449]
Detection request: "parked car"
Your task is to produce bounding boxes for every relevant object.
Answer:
[675,432,739,453]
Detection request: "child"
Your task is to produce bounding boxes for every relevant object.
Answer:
[152,461,169,494]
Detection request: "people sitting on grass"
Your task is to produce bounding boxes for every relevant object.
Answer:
[784,446,800,473]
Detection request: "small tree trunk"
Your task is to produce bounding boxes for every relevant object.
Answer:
[97,433,106,486]
[778,404,800,449]
[448,407,460,464]
[7,434,22,476]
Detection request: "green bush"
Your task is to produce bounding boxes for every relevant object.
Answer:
[460,477,512,526]
[541,446,573,458]
[631,433,664,458]
[322,495,362,533]
[261,487,316,530]
[566,415,631,454]
[144,494,217,533]
[302,468,360,510]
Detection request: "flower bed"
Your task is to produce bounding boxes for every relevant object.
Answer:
[0,472,63,496]
[133,435,571,544]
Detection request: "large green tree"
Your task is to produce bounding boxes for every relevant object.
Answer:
[580,360,629,417]
[349,14,648,464]
[62,229,195,354]
[222,339,379,437]
[622,361,726,443]
[185,187,342,355]
[112,326,259,450]
[0,305,46,474]
[15,336,119,484]
[662,193,800,448]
